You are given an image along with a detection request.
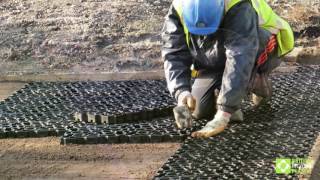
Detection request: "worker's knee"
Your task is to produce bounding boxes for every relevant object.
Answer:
[192,107,215,120]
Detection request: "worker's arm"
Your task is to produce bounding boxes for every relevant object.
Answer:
[161,5,193,101]
[216,2,259,113]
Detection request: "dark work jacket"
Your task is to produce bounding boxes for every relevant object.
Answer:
[162,1,272,113]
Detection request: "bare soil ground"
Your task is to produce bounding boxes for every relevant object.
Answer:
[0,138,180,180]
[273,0,320,64]
[0,0,170,74]
[0,0,319,75]
[0,82,181,180]
[0,82,25,100]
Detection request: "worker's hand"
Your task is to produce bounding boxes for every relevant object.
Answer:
[173,106,193,129]
[191,110,231,138]
[173,91,196,129]
[177,91,196,112]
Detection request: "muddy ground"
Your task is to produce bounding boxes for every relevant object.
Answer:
[0,82,181,180]
[0,0,319,75]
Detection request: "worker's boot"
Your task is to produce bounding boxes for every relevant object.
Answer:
[250,72,272,107]
[230,109,244,122]
[252,93,264,107]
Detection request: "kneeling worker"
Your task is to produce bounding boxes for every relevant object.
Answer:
[162,0,294,137]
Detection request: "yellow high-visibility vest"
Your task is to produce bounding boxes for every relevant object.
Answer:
[173,0,294,57]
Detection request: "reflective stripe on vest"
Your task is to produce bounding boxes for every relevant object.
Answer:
[172,0,294,57]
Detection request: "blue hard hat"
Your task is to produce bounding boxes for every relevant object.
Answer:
[182,0,225,35]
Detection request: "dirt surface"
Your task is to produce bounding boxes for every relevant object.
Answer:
[310,135,320,180]
[0,82,181,180]
[0,138,180,180]
[311,156,320,180]
[0,0,170,74]
[0,0,319,75]
[0,82,26,100]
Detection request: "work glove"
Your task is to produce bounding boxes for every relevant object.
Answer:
[191,110,230,138]
[177,91,196,111]
[173,91,196,129]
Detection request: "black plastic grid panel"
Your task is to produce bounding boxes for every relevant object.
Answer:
[154,66,320,179]
[0,80,175,138]
[0,66,319,178]
[61,118,207,145]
